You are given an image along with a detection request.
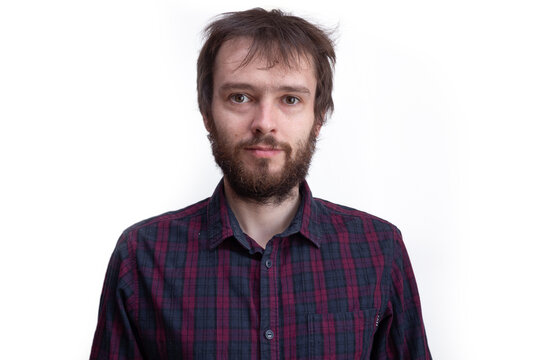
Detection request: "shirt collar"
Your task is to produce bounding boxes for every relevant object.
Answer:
[206,179,322,250]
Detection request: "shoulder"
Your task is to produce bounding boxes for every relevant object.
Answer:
[116,197,210,246]
[311,196,400,235]
[309,197,407,272]
[305,196,404,256]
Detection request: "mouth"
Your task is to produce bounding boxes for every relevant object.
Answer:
[244,145,283,158]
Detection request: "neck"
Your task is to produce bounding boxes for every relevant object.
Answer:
[223,178,302,248]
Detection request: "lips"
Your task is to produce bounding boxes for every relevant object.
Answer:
[244,145,282,158]
[237,135,292,160]
[245,145,280,151]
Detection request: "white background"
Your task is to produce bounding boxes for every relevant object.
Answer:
[1,0,539,359]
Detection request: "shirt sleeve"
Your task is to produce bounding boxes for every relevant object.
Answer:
[90,235,144,360]
[371,228,432,359]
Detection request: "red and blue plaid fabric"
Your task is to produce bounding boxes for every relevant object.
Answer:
[90,180,431,359]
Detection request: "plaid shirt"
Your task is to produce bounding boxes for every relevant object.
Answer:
[90,180,431,359]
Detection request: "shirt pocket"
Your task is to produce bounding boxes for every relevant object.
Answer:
[308,309,377,360]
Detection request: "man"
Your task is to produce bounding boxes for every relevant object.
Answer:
[90,8,431,359]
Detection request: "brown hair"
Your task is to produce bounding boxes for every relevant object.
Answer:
[197,8,336,125]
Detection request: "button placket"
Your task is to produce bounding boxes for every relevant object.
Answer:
[259,241,279,359]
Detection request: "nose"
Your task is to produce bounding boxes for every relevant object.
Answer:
[250,101,277,135]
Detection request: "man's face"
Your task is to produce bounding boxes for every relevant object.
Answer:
[205,37,320,204]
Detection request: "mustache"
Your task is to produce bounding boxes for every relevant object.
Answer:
[239,135,291,152]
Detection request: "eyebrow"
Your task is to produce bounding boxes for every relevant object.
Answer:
[218,82,312,95]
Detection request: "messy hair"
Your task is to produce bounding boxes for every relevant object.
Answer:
[197,8,336,125]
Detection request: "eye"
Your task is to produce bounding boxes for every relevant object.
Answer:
[283,96,300,105]
[229,93,250,104]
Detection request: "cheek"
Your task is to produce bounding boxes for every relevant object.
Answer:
[211,121,242,145]
[291,121,315,141]
[213,116,251,140]
[215,122,241,140]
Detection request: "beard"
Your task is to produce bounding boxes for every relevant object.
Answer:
[208,125,318,205]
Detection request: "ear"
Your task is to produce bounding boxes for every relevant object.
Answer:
[203,115,212,132]
[313,121,322,138]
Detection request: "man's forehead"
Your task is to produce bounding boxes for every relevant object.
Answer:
[216,37,314,74]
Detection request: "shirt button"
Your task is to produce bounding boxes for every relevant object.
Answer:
[265,260,272,269]
[265,329,274,340]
